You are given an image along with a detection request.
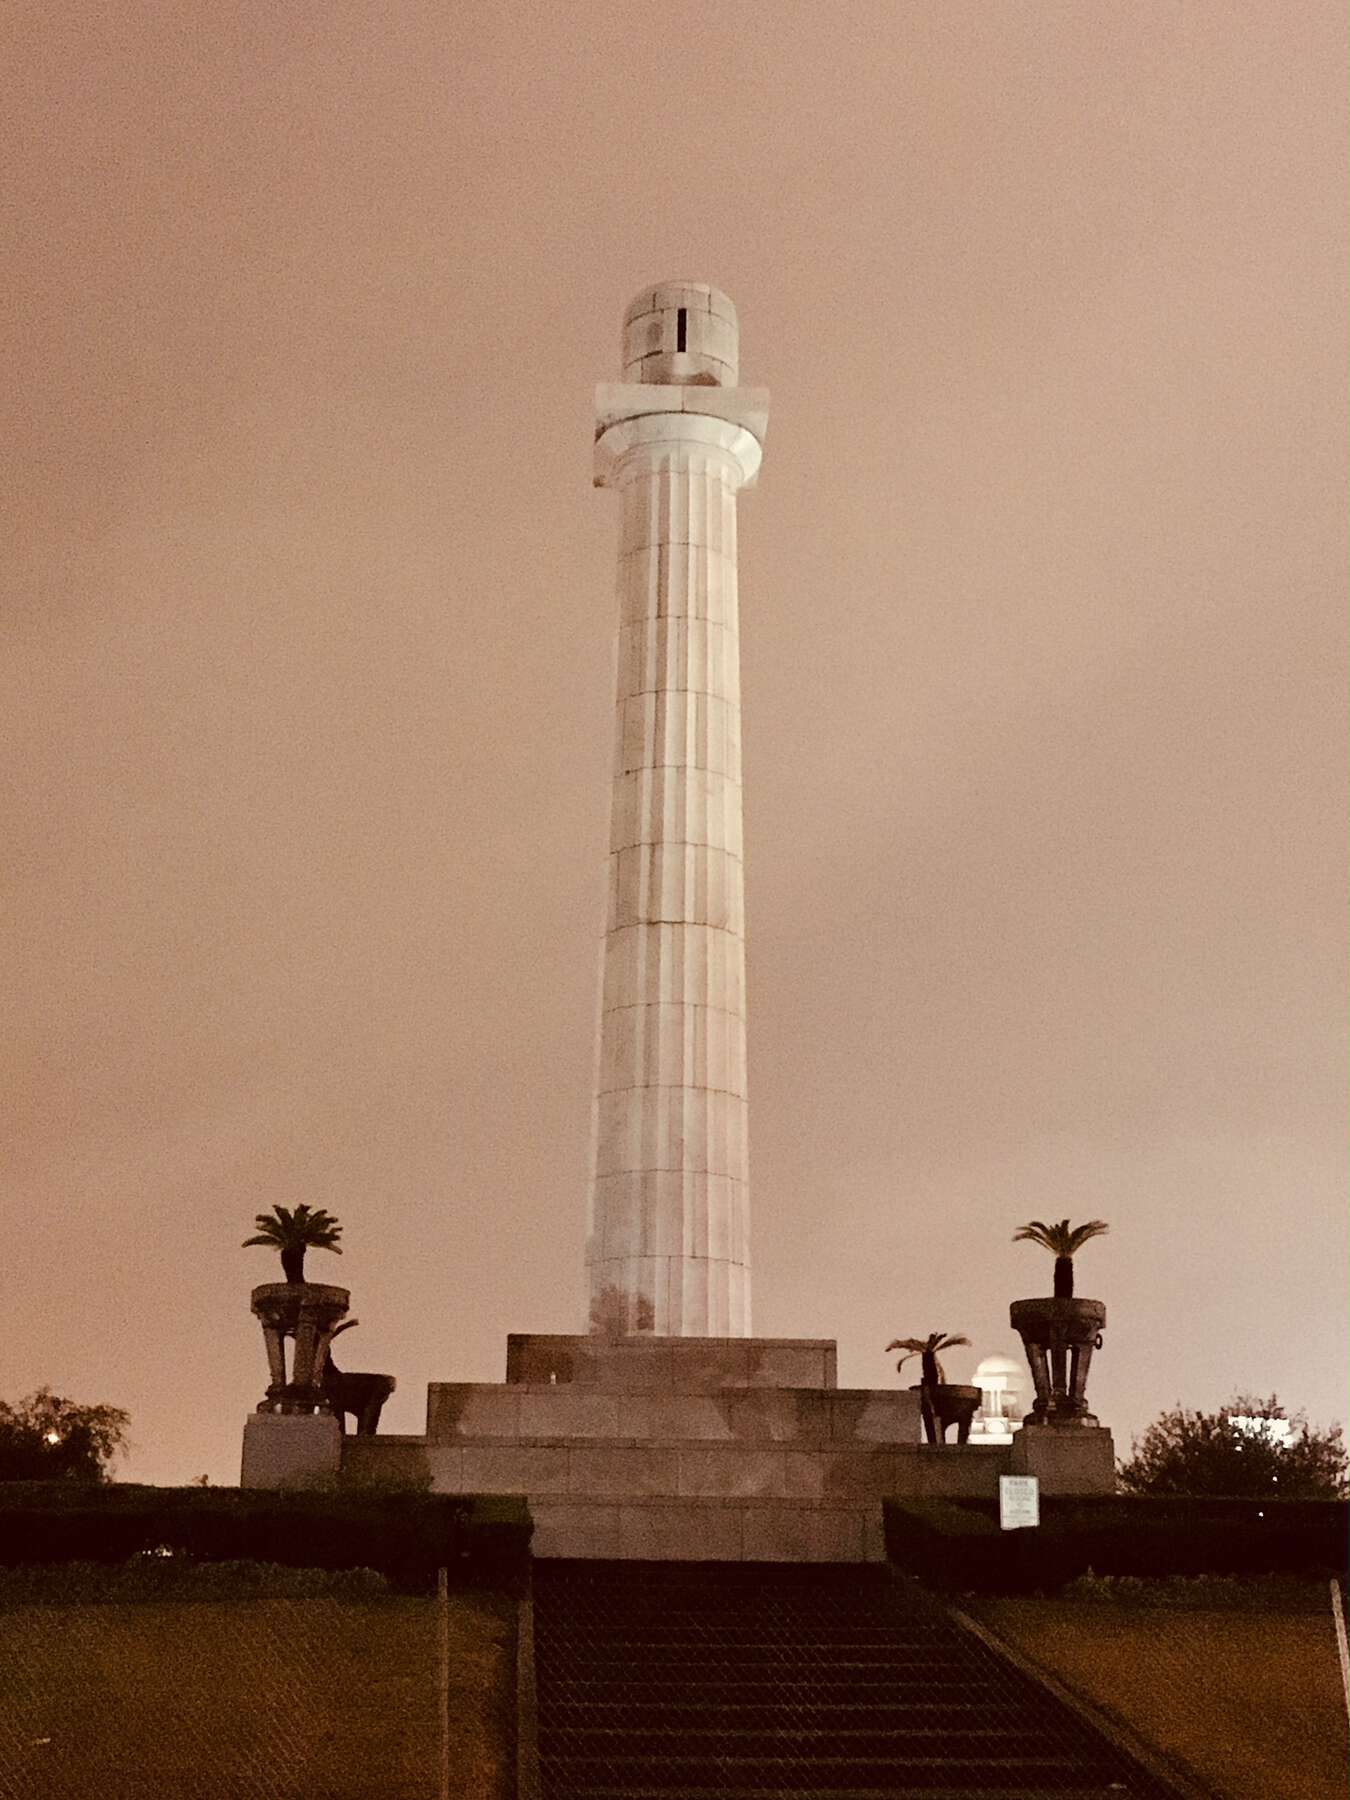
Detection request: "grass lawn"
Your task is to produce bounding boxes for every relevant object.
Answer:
[0,1588,514,1799]
[976,1592,1348,1800]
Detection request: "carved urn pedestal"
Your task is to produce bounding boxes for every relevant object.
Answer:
[240,1283,350,1489]
[250,1283,351,1413]
[1007,1297,1115,1495]
[1009,1297,1104,1425]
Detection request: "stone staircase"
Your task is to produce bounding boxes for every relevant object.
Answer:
[531,1560,1185,1798]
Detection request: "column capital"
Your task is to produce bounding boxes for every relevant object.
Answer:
[594,385,769,490]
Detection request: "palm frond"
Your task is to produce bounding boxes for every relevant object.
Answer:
[1064,1219,1109,1254]
[241,1203,344,1253]
[1013,1217,1108,1258]
[887,1331,971,1383]
[1012,1219,1057,1250]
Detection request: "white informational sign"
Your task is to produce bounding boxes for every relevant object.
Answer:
[999,1474,1040,1531]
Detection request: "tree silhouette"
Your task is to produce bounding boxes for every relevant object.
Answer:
[0,1389,131,1482]
[1119,1394,1347,1499]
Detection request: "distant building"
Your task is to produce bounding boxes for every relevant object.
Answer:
[968,1354,1028,1444]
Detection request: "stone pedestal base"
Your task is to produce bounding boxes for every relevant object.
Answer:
[241,1410,341,1490]
[343,1333,949,1561]
[1008,1423,1116,1495]
[336,1340,1119,1549]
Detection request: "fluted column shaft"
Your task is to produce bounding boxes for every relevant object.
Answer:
[587,416,756,1336]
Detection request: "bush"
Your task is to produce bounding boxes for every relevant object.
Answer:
[883,1494,1348,1594]
[0,1485,531,1594]
[1120,1395,1347,1499]
[1060,1571,1326,1612]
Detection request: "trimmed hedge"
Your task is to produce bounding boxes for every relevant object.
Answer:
[0,1558,396,1605]
[0,1484,531,1594]
[883,1494,1348,1594]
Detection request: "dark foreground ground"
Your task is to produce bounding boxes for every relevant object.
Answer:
[0,1583,514,1800]
[976,1583,1348,1800]
[2,1565,1343,1800]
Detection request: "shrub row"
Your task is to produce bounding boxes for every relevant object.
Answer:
[883,1494,1348,1594]
[0,1485,531,1594]
[0,1557,396,1605]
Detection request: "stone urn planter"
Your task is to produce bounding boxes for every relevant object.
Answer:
[250,1282,350,1415]
[910,1382,983,1446]
[888,1334,976,1447]
[1009,1297,1105,1426]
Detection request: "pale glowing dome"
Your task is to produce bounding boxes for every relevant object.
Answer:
[969,1355,1028,1443]
[975,1355,1023,1395]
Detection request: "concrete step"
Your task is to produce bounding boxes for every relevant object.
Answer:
[531,1494,887,1561]
[541,1676,986,1698]
[546,1727,1069,1755]
[427,1385,920,1446]
[542,1753,1118,1788]
[551,1790,1143,1800]
[539,1625,937,1643]
[542,1642,971,1667]
[424,1439,962,1501]
[504,1334,840,1393]
[540,1704,1018,1730]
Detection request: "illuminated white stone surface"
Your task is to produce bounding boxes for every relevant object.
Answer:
[587,283,768,1337]
[247,281,1120,1550]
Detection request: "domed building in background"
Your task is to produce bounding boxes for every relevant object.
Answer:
[968,1354,1028,1444]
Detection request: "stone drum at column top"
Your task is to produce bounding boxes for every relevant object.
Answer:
[621,281,739,387]
[586,282,769,1338]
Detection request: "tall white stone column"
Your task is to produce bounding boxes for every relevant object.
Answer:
[586,283,769,1337]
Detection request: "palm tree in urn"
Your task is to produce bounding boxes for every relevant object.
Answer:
[887,1333,971,1389]
[888,1334,974,1445]
[243,1204,344,1284]
[1012,1218,1108,1299]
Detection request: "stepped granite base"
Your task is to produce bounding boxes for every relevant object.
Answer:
[335,1334,1114,1560]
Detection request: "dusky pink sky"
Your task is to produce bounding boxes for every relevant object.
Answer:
[5,1,1345,1485]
